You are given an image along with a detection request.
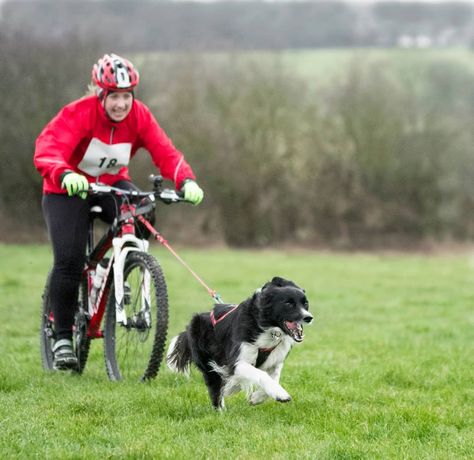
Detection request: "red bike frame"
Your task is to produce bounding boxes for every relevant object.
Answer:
[85,201,143,339]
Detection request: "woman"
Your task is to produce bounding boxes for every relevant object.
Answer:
[34,53,203,370]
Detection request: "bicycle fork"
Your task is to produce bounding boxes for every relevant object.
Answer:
[88,234,152,337]
[112,234,151,327]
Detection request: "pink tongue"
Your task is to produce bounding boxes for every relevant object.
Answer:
[286,321,298,330]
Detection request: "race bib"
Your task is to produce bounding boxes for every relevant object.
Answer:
[78,138,132,177]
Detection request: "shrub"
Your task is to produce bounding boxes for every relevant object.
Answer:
[0,32,99,239]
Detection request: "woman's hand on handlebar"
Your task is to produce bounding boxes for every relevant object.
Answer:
[181,179,204,206]
[61,172,89,199]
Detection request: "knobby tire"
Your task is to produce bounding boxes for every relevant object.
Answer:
[103,252,169,382]
[40,272,55,370]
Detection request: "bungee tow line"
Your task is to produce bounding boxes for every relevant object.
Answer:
[137,215,224,304]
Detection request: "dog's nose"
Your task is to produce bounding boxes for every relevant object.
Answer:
[303,312,313,324]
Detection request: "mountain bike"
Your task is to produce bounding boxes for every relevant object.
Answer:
[40,175,187,381]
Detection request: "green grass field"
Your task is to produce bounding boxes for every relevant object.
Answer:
[0,244,473,459]
[140,47,474,82]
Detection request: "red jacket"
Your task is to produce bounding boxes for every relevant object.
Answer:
[34,95,195,194]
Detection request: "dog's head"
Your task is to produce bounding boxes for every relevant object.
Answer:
[256,277,313,343]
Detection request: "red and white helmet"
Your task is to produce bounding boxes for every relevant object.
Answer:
[92,53,140,91]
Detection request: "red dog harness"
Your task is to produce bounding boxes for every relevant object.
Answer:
[210,304,239,327]
[210,303,279,354]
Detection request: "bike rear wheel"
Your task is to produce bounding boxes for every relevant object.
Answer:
[104,251,169,381]
[40,272,55,370]
[40,271,91,373]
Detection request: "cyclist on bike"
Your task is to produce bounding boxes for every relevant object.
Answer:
[34,53,204,370]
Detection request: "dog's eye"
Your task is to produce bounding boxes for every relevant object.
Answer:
[285,300,296,307]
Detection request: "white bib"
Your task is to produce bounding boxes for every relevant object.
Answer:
[78,138,132,177]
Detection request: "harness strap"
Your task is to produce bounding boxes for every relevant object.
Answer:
[258,346,278,353]
[210,303,280,354]
[210,304,238,327]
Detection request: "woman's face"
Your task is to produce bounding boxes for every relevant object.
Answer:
[104,91,133,122]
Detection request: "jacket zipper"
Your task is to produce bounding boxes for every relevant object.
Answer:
[110,126,115,144]
[97,127,115,183]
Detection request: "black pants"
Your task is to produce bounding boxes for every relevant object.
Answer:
[42,181,143,341]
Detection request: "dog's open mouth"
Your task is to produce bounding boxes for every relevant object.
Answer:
[284,321,304,342]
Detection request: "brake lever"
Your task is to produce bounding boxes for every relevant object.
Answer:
[159,189,185,204]
[89,183,112,194]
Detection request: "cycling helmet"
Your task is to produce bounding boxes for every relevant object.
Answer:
[92,53,140,91]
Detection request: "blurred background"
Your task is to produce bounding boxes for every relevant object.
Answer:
[1,0,473,248]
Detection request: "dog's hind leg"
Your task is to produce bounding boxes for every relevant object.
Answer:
[202,369,225,410]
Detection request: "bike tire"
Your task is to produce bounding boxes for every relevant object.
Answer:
[40,270,91,373]
[40,271,55,370]
[74,279,92,374]
[103,251,169,382]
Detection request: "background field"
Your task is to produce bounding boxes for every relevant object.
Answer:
[0,244,473,458]
[140,47,474,81]
[4,45,474,246]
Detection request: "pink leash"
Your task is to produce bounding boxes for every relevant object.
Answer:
[137,215,224,303]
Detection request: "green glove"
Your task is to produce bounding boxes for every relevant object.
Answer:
[182,180,204,205]
[61,172,89,199]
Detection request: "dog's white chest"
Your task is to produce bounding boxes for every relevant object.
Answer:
[254,330,292,370]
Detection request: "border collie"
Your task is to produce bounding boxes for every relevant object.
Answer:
[166,277,313,409]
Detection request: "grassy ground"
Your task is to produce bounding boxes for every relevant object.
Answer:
[0,244,473,459]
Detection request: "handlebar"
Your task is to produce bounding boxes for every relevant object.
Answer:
[89,175,186,204]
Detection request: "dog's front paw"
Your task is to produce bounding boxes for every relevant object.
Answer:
[249,390,268,405]
[270,385,291,403]
[276,394,292,403]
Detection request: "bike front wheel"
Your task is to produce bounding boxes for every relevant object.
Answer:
[104,251,169,381]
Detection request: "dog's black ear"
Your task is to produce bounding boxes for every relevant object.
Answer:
[259,277,293,291]
[270,276,288,287]
[270,276,305,292]
[259,276,303,293]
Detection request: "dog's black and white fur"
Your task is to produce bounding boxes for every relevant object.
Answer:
[166,277,313,409]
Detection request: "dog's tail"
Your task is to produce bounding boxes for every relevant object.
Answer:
[166,331,192,377]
